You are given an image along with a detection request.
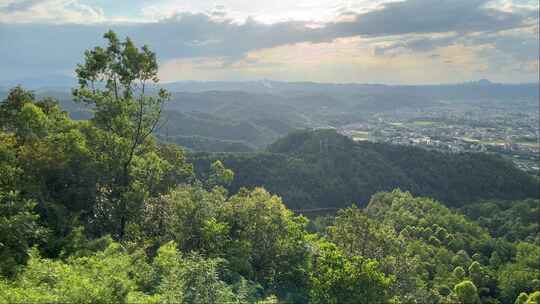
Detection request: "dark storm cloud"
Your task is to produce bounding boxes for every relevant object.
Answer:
[0,0,536,79]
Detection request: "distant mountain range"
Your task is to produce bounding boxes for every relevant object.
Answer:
[0,75,78,90]
[1,77,537,97]
[1,79,538,152]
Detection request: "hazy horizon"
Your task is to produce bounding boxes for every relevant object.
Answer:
[1,75,539,90]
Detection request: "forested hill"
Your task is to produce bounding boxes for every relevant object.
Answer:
[191,129,539,210]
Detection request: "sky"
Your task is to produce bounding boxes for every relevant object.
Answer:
[0,0,538,84]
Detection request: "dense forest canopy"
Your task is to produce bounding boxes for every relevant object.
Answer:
[0,31,539,304]
[191,129,539,210]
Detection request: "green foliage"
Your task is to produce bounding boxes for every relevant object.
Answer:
[328,206,395,260]
[220,188,310,299]
[191,130,538,210]
[526,292,540,304]
[308,240,391,304]
[354,190,514,303]
[157,110,273,150]
[0,32,538,304]
[146,242,240,304]
[0,191,43,277]
[498,242,540,303]
[453,266,466,280]
[136,185,311,300]
[138,184,228,253]
[0,242,246,304]
[516,293,530,304]
[0,245,136,303]
[468,262,483,287]
[58,226,113,258]
[161,134,254,153]
[454,280,481,304]
[461,199,540,244]
[366,190,491,254]
[0,133,21,190]
[72,30,175,239]
[208,160,235,188]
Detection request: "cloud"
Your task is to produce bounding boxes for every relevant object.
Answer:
[141,0,535,58]
[158,37,528,84]
[0,0,538,82]
[321,0,528,37]
[1,0,43,13]
[370,34,460,56]
[0,0,105,23]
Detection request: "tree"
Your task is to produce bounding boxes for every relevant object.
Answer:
[0,86,36,134]
[468,262,484,290]
[0,244,137,303]
[328,205,394,260]
[526,292,540,304]
[0,241,250,304]
[514,292,540,304]
[454,280,481,304]
[73,30,171,239]
[516,293,529,304]
[0,87,100,255]
[453,266,466,281]
[0,191,43,277]
[0,87,70,143]
[308,240,391,304]
[139,184,227,254]
[219,188,310,299]
[0,132,21,192]
[149,242,239,304]
[498,242,540,303]
[208,160,234,189]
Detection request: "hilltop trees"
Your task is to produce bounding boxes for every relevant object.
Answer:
[0,34,192,247]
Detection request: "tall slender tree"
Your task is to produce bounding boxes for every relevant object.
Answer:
[73,30,170,239]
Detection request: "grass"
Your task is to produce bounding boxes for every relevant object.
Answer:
[411,120,436,126]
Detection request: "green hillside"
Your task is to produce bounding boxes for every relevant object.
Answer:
[191,129,538,210]
[159,134,254,152]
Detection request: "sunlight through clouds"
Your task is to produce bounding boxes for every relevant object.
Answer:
[0,0,538,83]
[138,0,395,23]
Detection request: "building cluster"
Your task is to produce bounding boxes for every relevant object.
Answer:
[339,102,539,173]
